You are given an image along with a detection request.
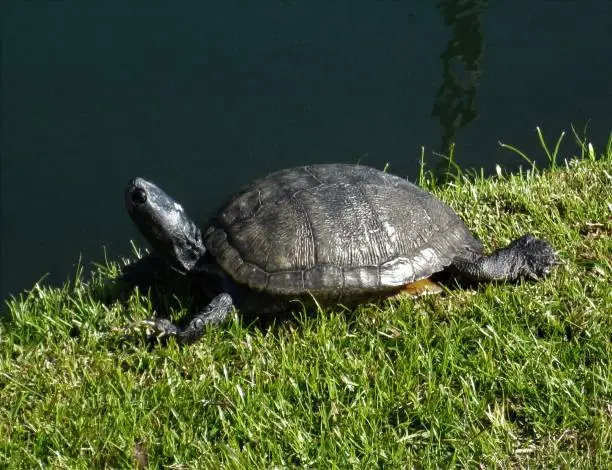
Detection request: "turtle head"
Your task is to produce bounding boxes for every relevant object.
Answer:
[125,177,206,274]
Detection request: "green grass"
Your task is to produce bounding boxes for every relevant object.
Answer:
[1,130,611,468]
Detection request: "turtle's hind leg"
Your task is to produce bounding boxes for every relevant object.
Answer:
[452,234,558,283]
[145,293,233,344]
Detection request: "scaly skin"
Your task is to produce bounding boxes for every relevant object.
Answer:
[144,293,233,343]
[451,234,558,282]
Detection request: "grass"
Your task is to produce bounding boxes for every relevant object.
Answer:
[1,129,611,468]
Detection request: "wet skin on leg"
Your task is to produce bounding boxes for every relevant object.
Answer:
[451,234,558,282]
[144,293,234,344]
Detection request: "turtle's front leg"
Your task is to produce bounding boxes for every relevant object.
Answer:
[145,293,234,344]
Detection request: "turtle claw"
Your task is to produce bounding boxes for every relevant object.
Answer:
[141,317,181,339]
[511,234,558,280]
[140,293,234,344]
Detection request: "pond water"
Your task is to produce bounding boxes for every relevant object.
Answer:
[2,2,611,302]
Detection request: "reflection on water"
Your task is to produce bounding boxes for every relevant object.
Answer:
[433,0,486,165]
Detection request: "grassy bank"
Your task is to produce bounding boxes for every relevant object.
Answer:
[1,132,611,468]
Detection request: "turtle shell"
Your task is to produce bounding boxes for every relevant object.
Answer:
[203,164,482,297]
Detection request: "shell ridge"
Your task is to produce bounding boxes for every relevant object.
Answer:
[354,183,393,264]
[303,165,324,185]
[291,192,317,268]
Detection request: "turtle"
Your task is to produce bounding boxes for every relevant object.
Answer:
[122,163,557,343]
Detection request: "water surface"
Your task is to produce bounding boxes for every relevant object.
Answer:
[2,2,611,301]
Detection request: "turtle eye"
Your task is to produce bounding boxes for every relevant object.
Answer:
[131,188,147,205]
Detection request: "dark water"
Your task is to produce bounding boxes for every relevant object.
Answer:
[2,2,611,302]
